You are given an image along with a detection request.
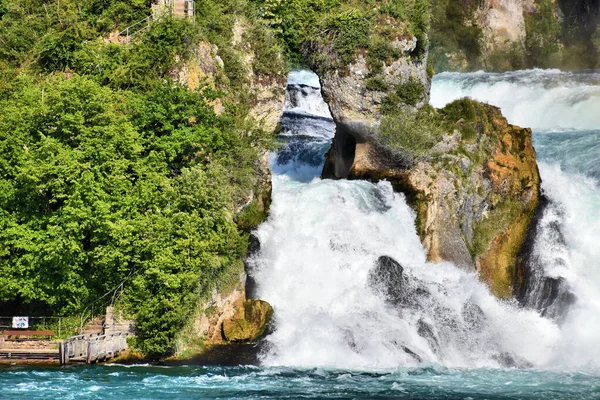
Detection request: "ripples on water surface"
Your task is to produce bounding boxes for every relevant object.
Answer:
[1,365,600,399]
[2,70,599,399]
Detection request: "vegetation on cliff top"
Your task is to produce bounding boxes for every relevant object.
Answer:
[0,0,280,358]
[253,0,431,72]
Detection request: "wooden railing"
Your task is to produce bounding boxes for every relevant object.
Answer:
[61,331,129,365]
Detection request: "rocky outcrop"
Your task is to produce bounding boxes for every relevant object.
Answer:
[176,21,286,132]
[173,19,284,357]
[430,0,600,71]
[222,300,273,342]
[323,99,541,298]
[175,17,286,219]
[181,273,273,348]
[309,4,542,297]
[305,19,430,150]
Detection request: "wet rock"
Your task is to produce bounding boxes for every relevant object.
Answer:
[222,300,273,343]
[515,196,577,321]
[368,256,406,303]
[368,256,435,311]
[417,319,440,354]
[245,234,261,299]
[538,277,577,321]
[493,352,533,369]
[462,302,486,332]
[247,233,261,256]
[401,345,423,363]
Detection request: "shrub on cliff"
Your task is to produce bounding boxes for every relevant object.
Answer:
[429,0,483,72]
[250,0,431,69]
[525,0,563,68]
[376,106,446,166]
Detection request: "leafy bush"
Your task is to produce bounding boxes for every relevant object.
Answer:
[429,0,483,71]
[440,97,478,123]
[308,9,372,70]
[0,73,269,356]
[440,97,485,142]
[381,76,426,111]
[376,105,446,165]
[246,20,286,77]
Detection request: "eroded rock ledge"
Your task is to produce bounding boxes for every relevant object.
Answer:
[322,100,540,298]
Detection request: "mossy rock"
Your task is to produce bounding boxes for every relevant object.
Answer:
[222,300,273,343]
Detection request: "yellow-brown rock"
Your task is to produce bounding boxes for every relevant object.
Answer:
[322,99,541,298]
[222,300,273,343]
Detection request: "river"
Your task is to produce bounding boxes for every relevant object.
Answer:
[1,69,599,399]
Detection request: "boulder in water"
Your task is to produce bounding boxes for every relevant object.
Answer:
[222,300,273,343]
[462,302,487,332]
[493,352,533,369]
[417,319,440,354]
[368,256,406,303]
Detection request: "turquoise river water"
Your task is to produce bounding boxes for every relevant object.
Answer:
[2,69,599,399]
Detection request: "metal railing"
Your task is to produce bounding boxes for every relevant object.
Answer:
[115,0,196,43]
[117,16,153,42]
[78,280,127,333]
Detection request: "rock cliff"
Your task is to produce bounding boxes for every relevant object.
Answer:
[321,96,540,297]
[302,4,541,297]
[174,18,283,356]
[431,0,600,71]
[305,13,431,179]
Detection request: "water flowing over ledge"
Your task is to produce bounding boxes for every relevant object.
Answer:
[430,69,600,131]
[246,70,599,370]
[432,69,600,370]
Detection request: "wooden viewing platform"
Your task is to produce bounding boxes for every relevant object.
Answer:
[1,307,131,365]
[61,331,129,365]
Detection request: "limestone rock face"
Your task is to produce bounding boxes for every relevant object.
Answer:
[222,300,274,343]
[478,0,529,51]
[175,19,285,219]
[191,281,247,345]
[173,19,283,356]
[231,18,287,133]
[318,52,430,143]
[305,17,430,147]
[323,101,541,298]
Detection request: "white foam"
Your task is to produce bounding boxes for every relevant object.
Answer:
[431,70,600,130]
[288,70,321,88]
[252,177,559,369]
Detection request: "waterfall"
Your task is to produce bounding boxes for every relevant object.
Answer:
[431,69,600,369]
[430,69,600,131]
[248,70,569,370]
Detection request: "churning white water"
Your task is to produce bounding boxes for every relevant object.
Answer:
[537,163,600,369]
[247,70,592,370]
[430,69,600,130]
[431,70,600,370]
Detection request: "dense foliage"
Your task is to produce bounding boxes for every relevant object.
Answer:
[252,0,431,71]
[0,0,278,357]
